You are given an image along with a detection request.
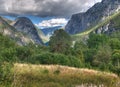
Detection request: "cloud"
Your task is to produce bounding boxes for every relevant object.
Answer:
[36,18,68,28]
[0,0,102,17]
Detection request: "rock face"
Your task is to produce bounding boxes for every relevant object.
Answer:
[65,0,120,34]
[0,17,16,37]
[95,14,120,34]
[0,17,31,45]
[14,17,43,45]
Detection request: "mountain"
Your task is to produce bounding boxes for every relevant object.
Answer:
[72,11,120,41]
[0,16,44,45]
[35,25,49,43]
[95,11,120,34]
[0,16,17,37]
[65,0,120,34]
[13,17,43,45]
[41,26,62,37]
[0,16,36,45]
[2,16,13,24]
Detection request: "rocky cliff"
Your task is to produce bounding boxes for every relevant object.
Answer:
[95,12,120,34]
[65,0,120,34]
[0,16,44,45]
[0,17,33,45]
[13,17,43,45]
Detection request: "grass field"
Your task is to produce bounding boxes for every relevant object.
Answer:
[9,63,119,87]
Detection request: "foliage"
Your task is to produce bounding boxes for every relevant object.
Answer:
[112,50,120,67]
[87,33,108,49]
[109,38,120,49]
[93,45,112,70]
[0,62,13,86]
[30,52,81,67]
[111,67,120,76]
[0,27,120,86]
[95,45,111,64]
[49,29,72,54]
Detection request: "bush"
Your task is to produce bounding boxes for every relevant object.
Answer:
[42,69,49,74]
[0,47,17,62]
[0,62,13,85]
[30,52,81,67]
[54,70,60,75]
[111,67,120,76]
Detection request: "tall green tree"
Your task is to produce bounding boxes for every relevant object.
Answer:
[109,38,120,49]
[112,50,120,67]
[73,41,88,66]
[87,33,108,49]
[93,45,112,70]
[49,29,72,54]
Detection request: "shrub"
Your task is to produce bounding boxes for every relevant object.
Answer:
[54,70,60,75]
[42,69,49,74]
[111,67,120,76]
[30,52,81,67]
[0,62,13,86]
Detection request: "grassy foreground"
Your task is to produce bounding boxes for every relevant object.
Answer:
[8,63,119,87]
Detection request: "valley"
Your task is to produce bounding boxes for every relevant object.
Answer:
[0,0,120,87]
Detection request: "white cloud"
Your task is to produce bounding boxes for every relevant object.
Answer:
[36,18,68,28]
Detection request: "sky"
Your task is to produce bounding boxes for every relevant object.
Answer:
[0,0,102,28]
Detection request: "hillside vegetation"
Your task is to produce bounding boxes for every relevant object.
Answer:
[0,30,120,86]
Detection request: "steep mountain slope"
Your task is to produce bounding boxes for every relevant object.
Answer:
[2,16,13,24]
[0,17,16,35]
[95,12,120,34]
[65,0,120,34]
[0,16,33,45]
[0,16,44,45]
[72,11,120,41]
[13,17,43,45]
[35,25,49,43]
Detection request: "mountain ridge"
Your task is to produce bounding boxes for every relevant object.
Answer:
[0,16,44,45]
[13,17,44,45]
[41,26,62,37]
[72,11,120,42]
[65,0,120,34]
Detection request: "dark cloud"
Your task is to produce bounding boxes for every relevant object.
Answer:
[0,0,101,17]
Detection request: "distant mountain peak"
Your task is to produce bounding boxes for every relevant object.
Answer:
[41,26,62,38]
[15,17,33,24]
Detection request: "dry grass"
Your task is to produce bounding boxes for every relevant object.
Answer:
[14,63,118,78]
[11,63,119,87]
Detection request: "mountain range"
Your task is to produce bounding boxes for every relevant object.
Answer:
[0,0,120,45]
[41,26,62,38]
